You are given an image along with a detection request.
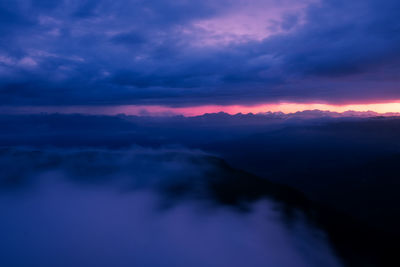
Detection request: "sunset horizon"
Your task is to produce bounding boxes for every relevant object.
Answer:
[3,101,400,116]
[1,1,399,266]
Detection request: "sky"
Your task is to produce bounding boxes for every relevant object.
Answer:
[0,0,399,114]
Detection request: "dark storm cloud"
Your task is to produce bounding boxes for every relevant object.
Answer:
[0,0,399,106]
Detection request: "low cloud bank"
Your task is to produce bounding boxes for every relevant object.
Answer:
[0,147,342,267]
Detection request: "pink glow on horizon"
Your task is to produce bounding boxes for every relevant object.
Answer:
[2,101,400,116]
[132,102,400,116]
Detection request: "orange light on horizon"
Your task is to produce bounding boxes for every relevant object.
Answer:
[163,102,400,116]
[116,101,400,116]
[2,101,400,116]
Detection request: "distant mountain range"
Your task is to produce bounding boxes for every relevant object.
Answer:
[194,109,400,119]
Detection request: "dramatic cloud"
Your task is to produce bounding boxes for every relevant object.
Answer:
[0,0,399,106]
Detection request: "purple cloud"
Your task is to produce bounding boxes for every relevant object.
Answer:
[0,0,399,106]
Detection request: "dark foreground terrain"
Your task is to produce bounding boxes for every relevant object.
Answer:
[1,113,400,266]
